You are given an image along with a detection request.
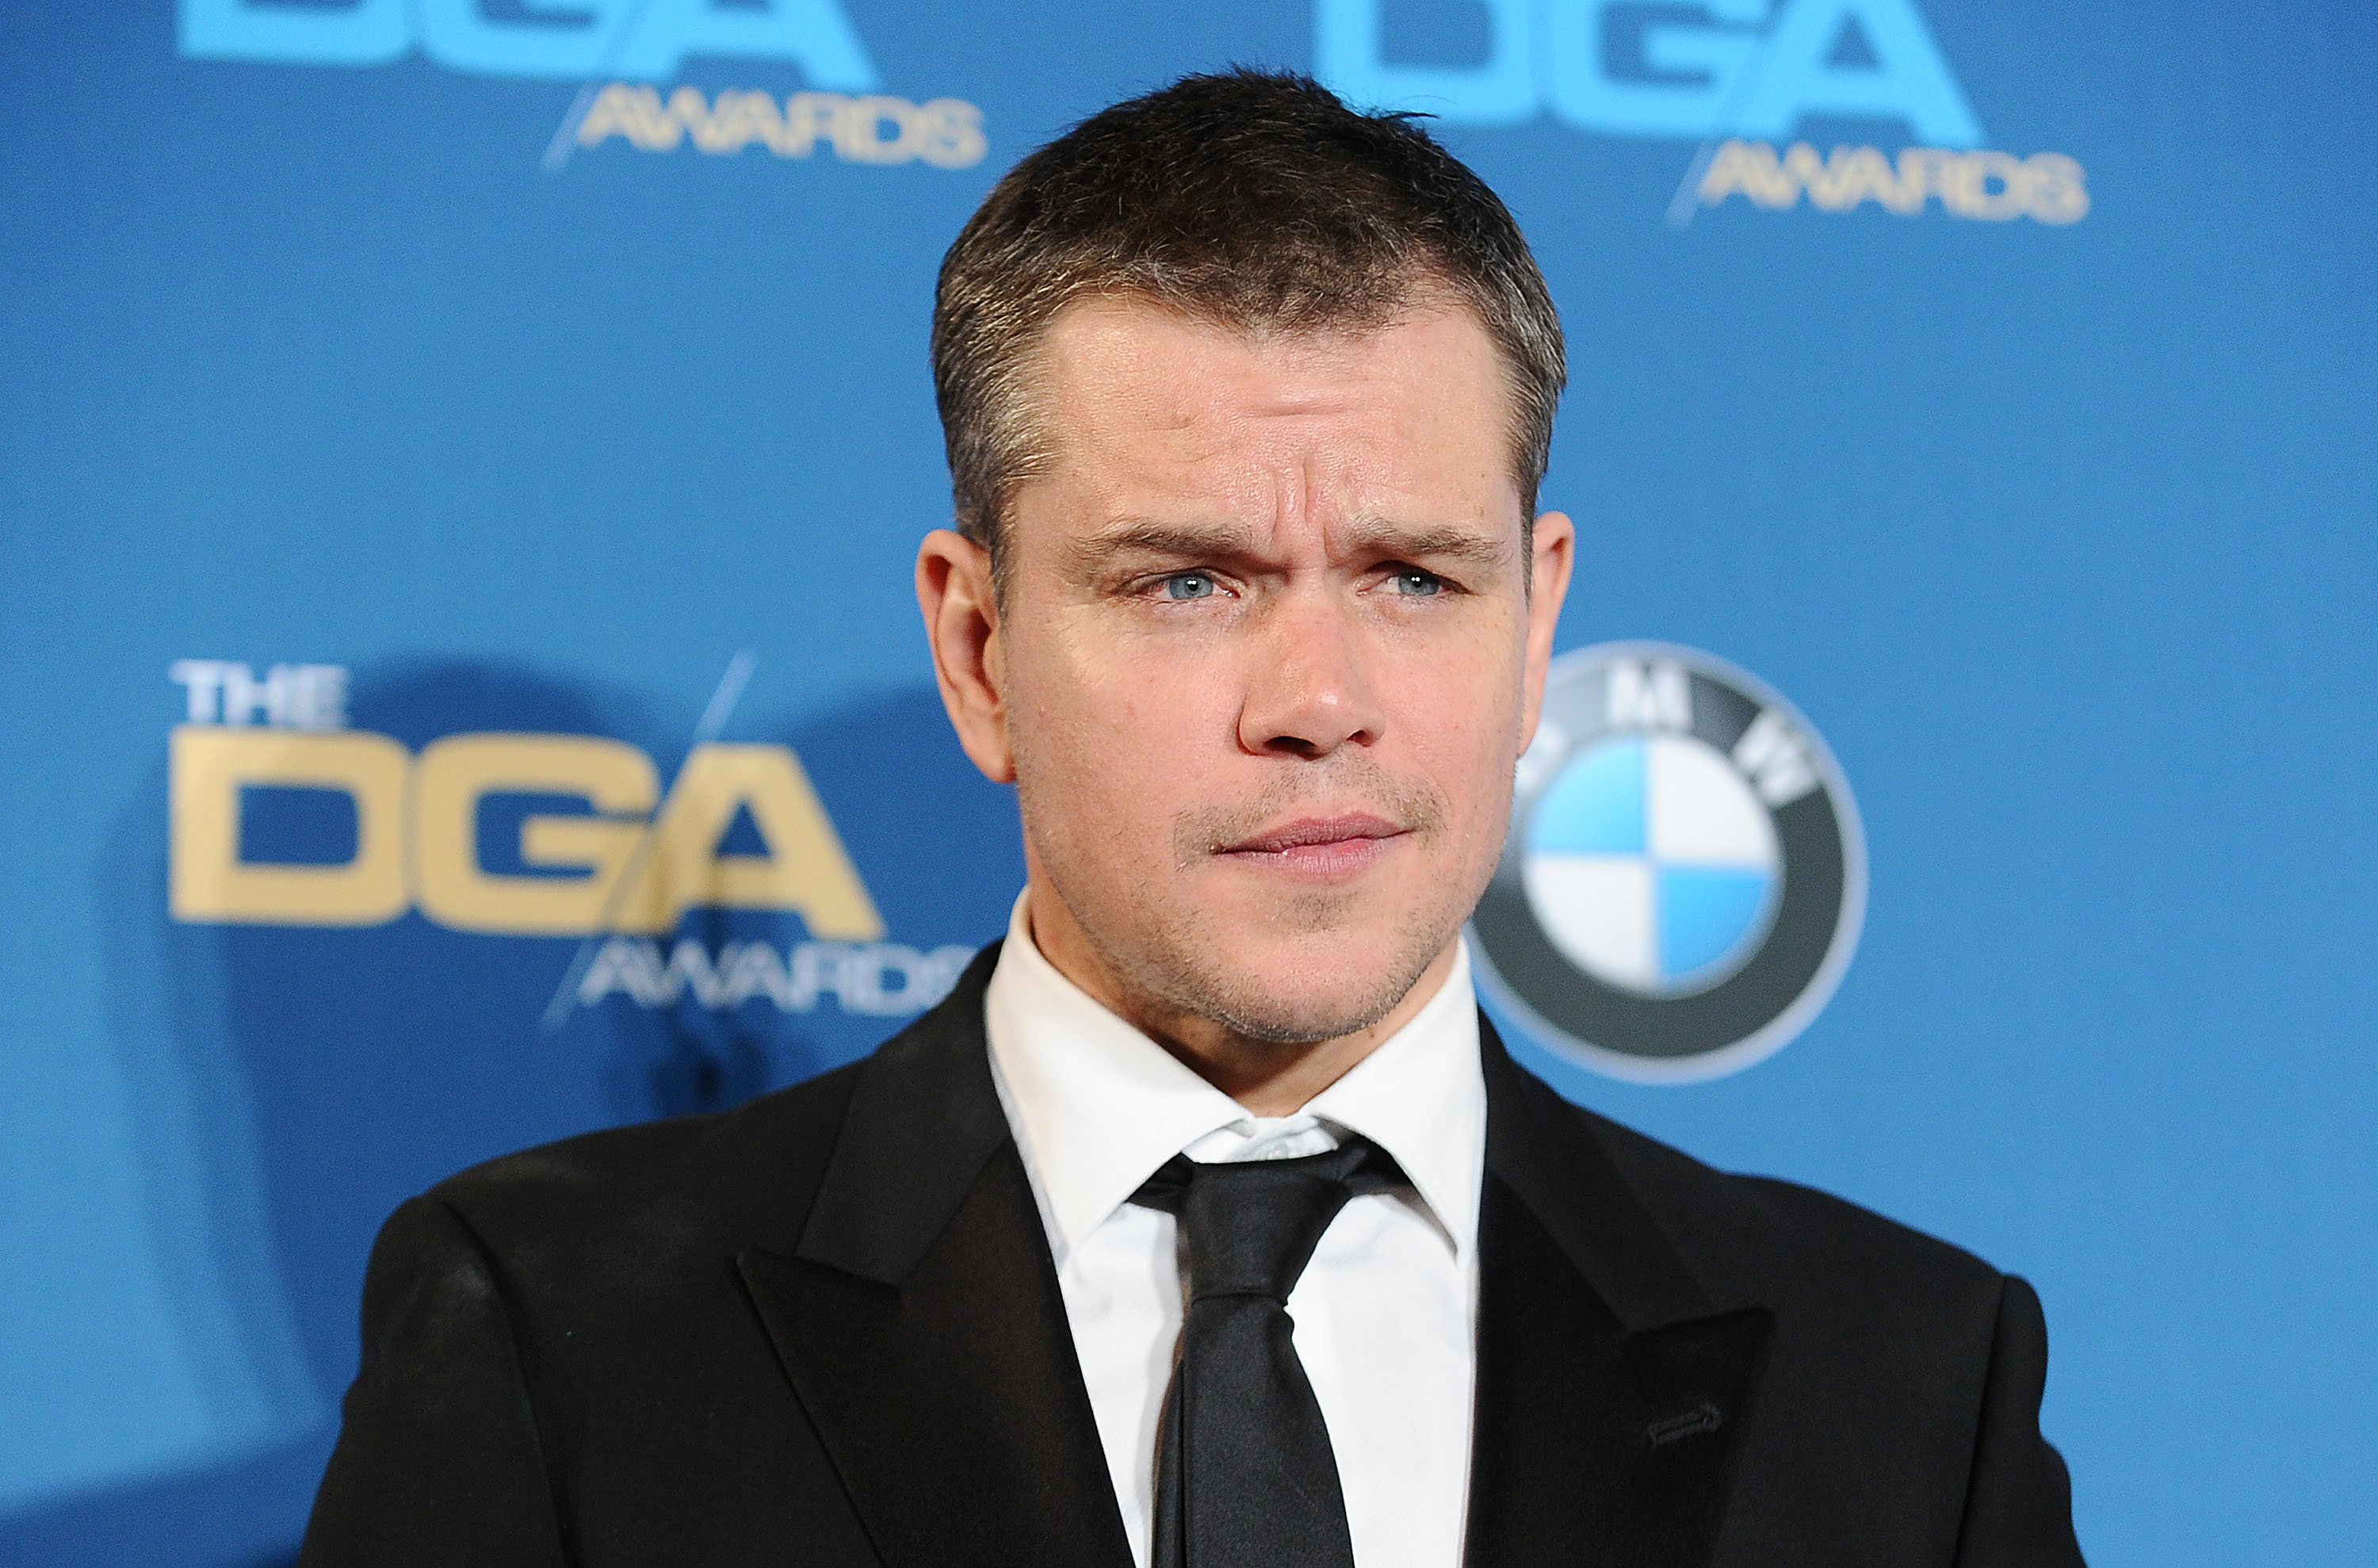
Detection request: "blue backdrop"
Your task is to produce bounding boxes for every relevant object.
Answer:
[4,3,2372,1562]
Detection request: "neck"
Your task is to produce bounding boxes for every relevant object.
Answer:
[1023,888,1459,1118]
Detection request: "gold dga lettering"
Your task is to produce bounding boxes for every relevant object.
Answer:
[578,83,682,153]
[1784,143,1891,212]
[1940,150,2032,220]
[774,92,846,159]
[665,86,723,153]
[1697,142,2087,224]
[833,95,921,165]
[1832,146,1921,215]
[660,86,789,157]
[1782,143,1838,210]
[170,727,409,925]
[2026,152,2090,224]
[575,83,647,149]
[612,743,885,940]
[578,86,982,169]
[703,90,789,156]
[1894,147,1957,215]
[1698,140,1799,210]
[915,99,988,170]
[414,734,660,936]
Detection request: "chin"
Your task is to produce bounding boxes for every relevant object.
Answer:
[1179,931,1442,1046]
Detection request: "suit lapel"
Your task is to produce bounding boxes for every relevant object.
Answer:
[736,943,1133,1568]
[732,954,1768,1568]
[1466,1019,1773,1568]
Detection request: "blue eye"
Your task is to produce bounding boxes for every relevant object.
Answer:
[1392,568,1445,597]
[1164,572,1217,601]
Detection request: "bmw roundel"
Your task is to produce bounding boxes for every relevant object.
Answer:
[1470,642,1866,1082]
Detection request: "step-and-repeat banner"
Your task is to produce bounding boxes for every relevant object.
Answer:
[4,3,2372,1562]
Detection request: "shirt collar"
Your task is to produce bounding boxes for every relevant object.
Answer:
[984,889,1485,1268]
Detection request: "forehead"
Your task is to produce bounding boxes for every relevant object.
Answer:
[1021,295,1518,506]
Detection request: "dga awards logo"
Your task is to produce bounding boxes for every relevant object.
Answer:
[1318,0,2087,225]
[161,658,974,1029]
[176,0,985,171]
[1472,643,1865,1081]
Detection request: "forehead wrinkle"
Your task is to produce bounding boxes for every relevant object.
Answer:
[1019,297,1524,580]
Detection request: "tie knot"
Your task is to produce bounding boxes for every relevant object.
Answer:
[1134,1138,1400,1304]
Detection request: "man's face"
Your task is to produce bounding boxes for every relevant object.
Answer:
[934,295,1572,1046]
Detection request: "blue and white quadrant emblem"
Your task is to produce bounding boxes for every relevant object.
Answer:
[1473,644,1865,1082]
[1524,733,1781,996]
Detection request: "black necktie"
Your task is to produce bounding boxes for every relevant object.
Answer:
[1132,1138,1403,1568]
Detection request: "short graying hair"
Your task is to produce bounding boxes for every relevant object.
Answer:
[931,69,1566,579]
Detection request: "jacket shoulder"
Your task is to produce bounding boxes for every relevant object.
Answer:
[1535,1098,2081,1563]
[397,943,1004,1276]
[419,1060,866,1260]
[1574,1100,2009,1339]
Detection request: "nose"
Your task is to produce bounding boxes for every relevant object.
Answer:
[1235,583,1385,759]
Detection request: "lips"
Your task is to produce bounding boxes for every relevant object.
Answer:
[1221,813,1407,855]
[1212,813,1411,883]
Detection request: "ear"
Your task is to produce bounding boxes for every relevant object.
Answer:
[916,528,1016,784]
[1520,510,1576,749]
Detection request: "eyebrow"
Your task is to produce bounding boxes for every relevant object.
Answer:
[1067,516,1513,573]
[1335,519,1513,569]
[1068,519,1248,567]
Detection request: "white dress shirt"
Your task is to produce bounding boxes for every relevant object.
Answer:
[983,892,1487,1568]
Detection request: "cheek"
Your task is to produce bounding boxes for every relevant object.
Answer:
[1422,713,1516,827]
[1009,622,1237,820]
[1394,641,1525,830]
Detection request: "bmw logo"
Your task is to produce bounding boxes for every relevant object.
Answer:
[1472,642,1866,1082]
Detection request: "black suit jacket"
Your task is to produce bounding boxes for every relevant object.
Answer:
[300,944,2083,1566]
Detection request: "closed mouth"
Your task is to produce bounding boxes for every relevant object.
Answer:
[1217,813,1409,876]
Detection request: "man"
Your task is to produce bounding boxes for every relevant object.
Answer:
[300,71,2084,1567]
